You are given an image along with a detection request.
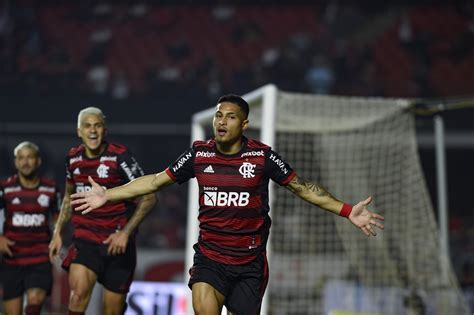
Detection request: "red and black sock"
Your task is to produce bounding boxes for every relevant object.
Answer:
[25,304,42,315]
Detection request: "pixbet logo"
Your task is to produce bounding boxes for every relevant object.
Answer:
[203,191,250,207]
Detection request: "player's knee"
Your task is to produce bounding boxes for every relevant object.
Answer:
[193,299,220,315]
[102,301,127,315]
[69,288,91,308]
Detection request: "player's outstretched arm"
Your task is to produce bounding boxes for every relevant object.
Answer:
[286,175,384,237]
[71,170,174,214]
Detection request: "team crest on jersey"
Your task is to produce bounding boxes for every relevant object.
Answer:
[12,197,21,204]
[239,162,256,178]
[37,194,50,207]
[97,164,110,178]
[73,168,80,175]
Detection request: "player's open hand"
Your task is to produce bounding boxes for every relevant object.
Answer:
[348,196,384,237]
[0,235,15,257]
[104,230,129,256]
[71,176,106,214]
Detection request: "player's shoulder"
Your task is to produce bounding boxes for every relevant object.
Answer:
[1,175,18,186]
[192,139,214,150]
[246,138,270,151]
[67,144,85,157]
[107,143,128,155]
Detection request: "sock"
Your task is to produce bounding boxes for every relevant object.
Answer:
[25,304,42,315]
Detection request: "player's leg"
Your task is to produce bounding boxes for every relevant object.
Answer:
[3,297,23,315]
[62,241,103,314]
[23,262,53,315]
[2,264,25,315]
[188,245,230,315]
[101,242,136,315]
[225,251,268,315]
[192,282,226,315]
[102,289,127,315]
[24,288,47,315]
[68,263,97,313]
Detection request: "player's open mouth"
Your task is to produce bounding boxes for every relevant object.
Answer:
[217,128,227,136]
[89,135,99,145]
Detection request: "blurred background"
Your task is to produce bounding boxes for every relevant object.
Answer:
[0,0,473,313]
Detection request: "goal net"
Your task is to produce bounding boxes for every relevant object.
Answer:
[187,84,469,314]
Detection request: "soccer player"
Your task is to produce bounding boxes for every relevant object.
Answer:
[70,95,385,315]
[48,107,156,315]
[0,141,61,315]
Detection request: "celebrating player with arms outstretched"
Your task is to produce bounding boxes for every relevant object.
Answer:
[71,95,384,315]
[48,107,156,315]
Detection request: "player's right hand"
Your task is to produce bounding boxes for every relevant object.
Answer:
[0,235,14,257]
[71,176,107,214]
[48,233,62,262]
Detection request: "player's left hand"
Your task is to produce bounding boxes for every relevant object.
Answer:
[348,196,384,237]
[104,230,129,255]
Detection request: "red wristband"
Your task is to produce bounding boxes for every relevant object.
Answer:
[339,203,353,217]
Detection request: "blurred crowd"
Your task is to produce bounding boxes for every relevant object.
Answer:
[1,1,473,118]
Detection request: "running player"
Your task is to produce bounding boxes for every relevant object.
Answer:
[48,107,156,315]
[0,141,61,315]
[70,95,384,315]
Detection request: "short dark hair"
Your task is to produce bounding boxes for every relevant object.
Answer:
[217,94,249,118]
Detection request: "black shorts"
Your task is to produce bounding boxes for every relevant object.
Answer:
[62,239,136,294]
[188,245,269,315]
[0,262,53,301]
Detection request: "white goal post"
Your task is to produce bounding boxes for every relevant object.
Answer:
[185,84,469,314]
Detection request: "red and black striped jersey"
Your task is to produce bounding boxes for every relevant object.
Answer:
[66,142,145,244]
[166,137,296,265]
[0,175,60,266]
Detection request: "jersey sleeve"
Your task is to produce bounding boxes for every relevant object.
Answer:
[0,182,4,212]
[264,149,296,186]
[65,156,73,185]
[165,147,195,184]
[117,149,146,182]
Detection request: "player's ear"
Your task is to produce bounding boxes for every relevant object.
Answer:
[242,119,249,131]
[76,128,81,138]
[37,157,42,167]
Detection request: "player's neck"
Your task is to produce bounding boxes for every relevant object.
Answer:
[18,174,40,188]
[85,143,106,159]
[216,138,244,155]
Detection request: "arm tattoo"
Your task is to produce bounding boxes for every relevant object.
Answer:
[54,199,72,234]
[289,177,305,193]
[304,182,331,197]
[289,177,333,198]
